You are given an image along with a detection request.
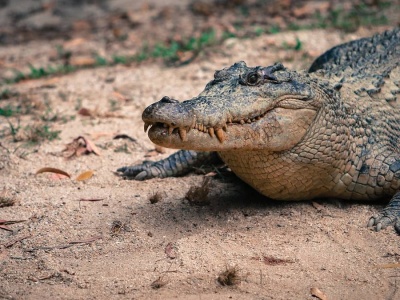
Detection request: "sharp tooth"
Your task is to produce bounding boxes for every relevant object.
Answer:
[247,119,251,123]
[240,120,245,125]
[208,127,215,137]
[144,122,151,132]
[228,117,232,123]
[199,124,203,131]
[216,128,226,143]
[168,126,174,135]
[179,128,188,141]
[203,127,208,133]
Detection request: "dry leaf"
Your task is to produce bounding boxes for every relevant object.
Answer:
[84,137,101,156]
[62,139,81,158]
[310,287,328,300]
[62,136,101,158]
[76,170,94,181]
[75,147,88,157]
[112,91,130,102]
[113,134,136,142]
[50,173,70,180]
[165,242,177,259]
[36,167,71,178]
[78,108,92,117]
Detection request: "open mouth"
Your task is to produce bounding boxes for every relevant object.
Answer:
[143,110,269,144]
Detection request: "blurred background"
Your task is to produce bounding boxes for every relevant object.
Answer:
[0,0,399,82]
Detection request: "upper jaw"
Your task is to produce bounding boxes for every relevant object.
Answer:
[142,95,274,144]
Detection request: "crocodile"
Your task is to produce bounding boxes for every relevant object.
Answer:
[118,28,400,233]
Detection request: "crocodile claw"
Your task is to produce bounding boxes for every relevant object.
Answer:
[367,213,400,234]
[117,161,156,180]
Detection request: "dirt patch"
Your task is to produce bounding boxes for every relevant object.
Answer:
[1,1,400,299]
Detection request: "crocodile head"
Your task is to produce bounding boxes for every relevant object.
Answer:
[143,61,324,151]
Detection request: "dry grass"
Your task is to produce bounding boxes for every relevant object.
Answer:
[185,177,212,206]
[217,265,241,286]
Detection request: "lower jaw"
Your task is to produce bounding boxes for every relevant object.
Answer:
[148,125,225,150]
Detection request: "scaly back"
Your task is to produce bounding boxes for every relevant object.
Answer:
[309,28,400,107]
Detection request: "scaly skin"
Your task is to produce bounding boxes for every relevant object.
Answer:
[119,28,400,233]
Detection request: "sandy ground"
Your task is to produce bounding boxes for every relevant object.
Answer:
[1,12,400,300]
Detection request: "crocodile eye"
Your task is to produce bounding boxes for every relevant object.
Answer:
[247,73,259,85]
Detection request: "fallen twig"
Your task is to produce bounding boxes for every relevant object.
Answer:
[3,234,31,248]
[0,219,26,232]
[24,235,102,252]
[78,198,104,202]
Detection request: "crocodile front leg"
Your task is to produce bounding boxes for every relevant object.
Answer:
[368,192,400,234]
[117,150,220,180]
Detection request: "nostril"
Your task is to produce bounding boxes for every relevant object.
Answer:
[160,96,179,104]
[160,96,170,102]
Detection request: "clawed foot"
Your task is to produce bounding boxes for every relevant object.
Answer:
[117,161,161,180]
[117,150,218,181]
[367,213,400,234]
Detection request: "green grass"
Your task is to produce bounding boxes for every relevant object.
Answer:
[282,37,303,51]
[2,119,21,142]
[0,105,17,117]
[1,29,221,84]
[1,119,61,145]
[95,55,108,66]
[25,124,61,143]
[148,29,217,62]
[152,41,180,60]
[267,25,281,34]
[4,64,77,84]
[112,55,129,64]
[108,99,120,112]
[0,89,18,100]
[114,143,131,154]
